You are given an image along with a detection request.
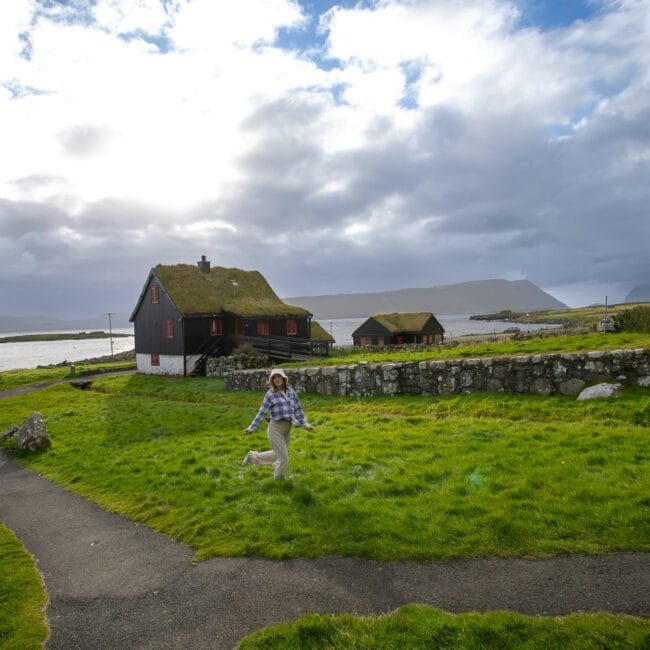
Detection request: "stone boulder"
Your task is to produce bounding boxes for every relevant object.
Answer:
[638,376,650,387]
[576,383,623,401]
[0,412,51,451]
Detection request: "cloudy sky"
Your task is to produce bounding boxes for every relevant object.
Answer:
[1,0,649,319]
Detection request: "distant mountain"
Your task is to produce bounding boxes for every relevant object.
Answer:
[285,279,568,319]
[625,285,650,303]
[0,313,132,334]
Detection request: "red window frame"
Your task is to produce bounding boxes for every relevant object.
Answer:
[210,318,223,336]
[286,319,297,336]
[150,285,159,304]
[257,320,269,336]
[377,336,385,347]
[164,319,173,339]
[151,353,160,366]
[360,336,372,347]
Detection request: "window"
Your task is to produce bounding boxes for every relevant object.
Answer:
[210,318,223,336]
[164,319,173,339]
[257,320,269,336]
[377,336,385,347]
[360,336,372,347]
[151,353,160,366]
[150,285,159,304]
[286,319,297,336]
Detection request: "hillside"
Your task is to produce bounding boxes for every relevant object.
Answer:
[286,279,567,319]
[626,285,650,302]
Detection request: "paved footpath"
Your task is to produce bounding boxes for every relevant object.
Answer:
[1,451,649,649]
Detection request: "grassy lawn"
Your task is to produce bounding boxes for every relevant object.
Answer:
[236,604,650,649]
[287,332,650,368]
[0,362,135,392]
[475,302,650,327]
[0,524,48,650]
[1,373,648,562]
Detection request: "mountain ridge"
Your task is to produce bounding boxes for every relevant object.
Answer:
[285,279,568,319]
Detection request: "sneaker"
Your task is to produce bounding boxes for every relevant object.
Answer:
[242,451,254,466]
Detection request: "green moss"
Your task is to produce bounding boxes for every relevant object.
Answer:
[311,320,335,342]
[153,264,311,317]
[372,312,442,333]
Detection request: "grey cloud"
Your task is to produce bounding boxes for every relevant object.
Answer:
[58,124,111,156]
[0,200,61,237]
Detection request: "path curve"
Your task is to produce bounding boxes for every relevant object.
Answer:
[1,451,648,649]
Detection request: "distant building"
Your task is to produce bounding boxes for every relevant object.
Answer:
[130,256,332,375]
[352,312,444,347]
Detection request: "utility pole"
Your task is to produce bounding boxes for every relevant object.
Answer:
[106,312,115,357]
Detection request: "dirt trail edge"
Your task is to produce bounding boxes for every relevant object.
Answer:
[1,451,649,649]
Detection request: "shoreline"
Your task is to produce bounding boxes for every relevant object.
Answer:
[0,331,131,344]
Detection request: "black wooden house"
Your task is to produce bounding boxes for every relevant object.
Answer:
[352,312,444,347]
[130,256,328,375]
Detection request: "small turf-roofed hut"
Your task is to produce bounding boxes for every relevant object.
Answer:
[130,256,319,375]
[352,312,444,347]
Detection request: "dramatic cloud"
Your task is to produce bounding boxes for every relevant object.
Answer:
[1,0,648,318]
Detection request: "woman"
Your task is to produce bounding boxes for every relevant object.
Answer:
[242,368,314,480]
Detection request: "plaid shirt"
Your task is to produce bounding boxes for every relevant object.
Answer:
[248,387,307,431]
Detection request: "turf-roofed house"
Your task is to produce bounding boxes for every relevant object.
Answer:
[130,256,333,375]
[352,312,445,347]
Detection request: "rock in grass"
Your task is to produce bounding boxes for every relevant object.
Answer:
[576,383,623,401]
[638,376,650,387]
[0,412,51,451]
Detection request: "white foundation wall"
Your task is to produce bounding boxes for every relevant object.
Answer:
[136,354,202,376]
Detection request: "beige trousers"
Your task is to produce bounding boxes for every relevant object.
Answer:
[249,419,292,479]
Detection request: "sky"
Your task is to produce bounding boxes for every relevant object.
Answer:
[1,0,649,319]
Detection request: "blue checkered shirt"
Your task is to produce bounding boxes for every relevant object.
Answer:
[248,387,307,431]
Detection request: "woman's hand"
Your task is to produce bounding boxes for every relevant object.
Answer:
[243,427,254,435]
[303,423,314,432]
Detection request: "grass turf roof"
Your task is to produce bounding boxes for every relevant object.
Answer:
[372,312,441,333]
[311,320,335,342]
[154,264,311,318]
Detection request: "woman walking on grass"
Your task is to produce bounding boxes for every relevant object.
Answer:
[242,368,314,480]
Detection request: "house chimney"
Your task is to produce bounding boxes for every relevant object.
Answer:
[197,255,211,273]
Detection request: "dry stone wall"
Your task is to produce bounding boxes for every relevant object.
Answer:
[220,349,650,397]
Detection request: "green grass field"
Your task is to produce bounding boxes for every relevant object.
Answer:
[2,373,648,562]
[2,349,649,648]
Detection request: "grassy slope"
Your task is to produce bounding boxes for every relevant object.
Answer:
[0,524,48,650]
[1,374,648,562]
[236,605,650,649]
[481,302,650,327]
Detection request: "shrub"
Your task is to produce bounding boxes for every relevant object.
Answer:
[613,305,650,332]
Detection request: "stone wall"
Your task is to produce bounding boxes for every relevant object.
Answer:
[221,348,650,397]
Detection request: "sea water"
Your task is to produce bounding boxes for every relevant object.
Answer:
[0,328,135,372]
